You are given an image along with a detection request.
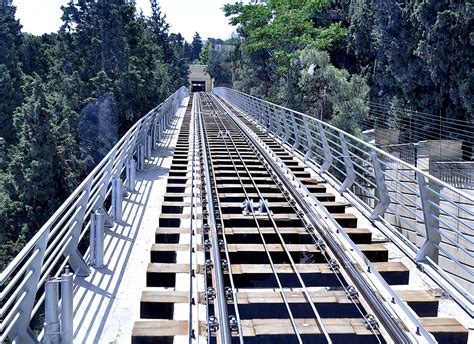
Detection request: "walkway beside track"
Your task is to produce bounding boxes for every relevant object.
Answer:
[72,97,189,343]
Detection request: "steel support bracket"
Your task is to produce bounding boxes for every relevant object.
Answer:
[291,114,301,152]
[370,150,390,220]
[282,110,291,144]
[415,173,441,263]
[318,122,333,173]
[303,116,315,161]
[274,110,283,138]
[64,179,92,277]
[339,132,356,193]
[7,230,48,344]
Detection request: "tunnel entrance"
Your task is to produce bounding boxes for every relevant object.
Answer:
[191,81,206,92]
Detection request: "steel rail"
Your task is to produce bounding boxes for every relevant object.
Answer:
[209,94,387,342]
[199,93,245,343]
[206,94,336,343]
[196,96,214,344]
[199,94,245,344]
[214,95,437,343]
[204,92,317,342]
[210,119,384,343]
[201,93,305,343]
[196,93,233,343]
[188,95,199,343]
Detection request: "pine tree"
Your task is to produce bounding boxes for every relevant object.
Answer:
[167,34,189,90]
[2,76,64,248]
[0,0,24,144]
[191,32,203,61]
[183,41,193,62]
[149,0,170,50]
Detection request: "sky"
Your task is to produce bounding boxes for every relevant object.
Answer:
[12,0,236,42]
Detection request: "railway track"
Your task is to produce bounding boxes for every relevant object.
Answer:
[132,93,469,343]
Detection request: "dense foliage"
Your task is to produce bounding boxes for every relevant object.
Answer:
[0,0,194,269]
[200,0,472,131]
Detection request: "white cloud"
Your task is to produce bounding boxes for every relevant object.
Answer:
[13,0,236,41]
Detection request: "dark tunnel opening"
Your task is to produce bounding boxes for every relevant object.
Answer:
[191,81,206,92]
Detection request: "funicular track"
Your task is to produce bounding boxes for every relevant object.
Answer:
[132,93,469,344]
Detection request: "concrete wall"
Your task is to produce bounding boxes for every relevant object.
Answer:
[188,64,214,92]
[375,128,400,146]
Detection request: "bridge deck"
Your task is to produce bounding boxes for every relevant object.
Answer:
[69,94,472,343]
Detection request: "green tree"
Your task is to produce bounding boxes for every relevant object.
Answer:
[19,33,58,79]
[346,0,472,127]
[191,32,203,61]
[414,1,473,121]
[0,0,24,144]
[148,2,188,91]
[299,48,369,134]
[223,0,347,106]
[1,76,79,264]
[169,33,190,88]
[60,0,175,134]
[202,39,235,86]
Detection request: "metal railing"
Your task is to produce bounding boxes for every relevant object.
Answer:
[0,86,189,343]
[213,87,474,317]
[436,161,474,190]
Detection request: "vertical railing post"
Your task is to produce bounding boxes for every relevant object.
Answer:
[112,177,123,221]
[168,101,173,125]
[92,158,115,228]
[64,180,92,277]
[156,120,161,146]
[126,159,136,191]
[370,150,391,220]
[151,124,156,150]
[317,122,333,173]
[282,110,291,144]
[159,118,164,142]
[291,114,301,152]
[60,267,73,344]
[274,108,283,138]
[137,143,145,171]
[268,108,275,134]
[264,111,270,130]
[303,116,315,161]
[90,210,105,269]
[44,278,60,344]
[160,115,165,139]
[8,230,49,344]
[146,134,152,159]
[339,132,356,193]
[415,173,441,263]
